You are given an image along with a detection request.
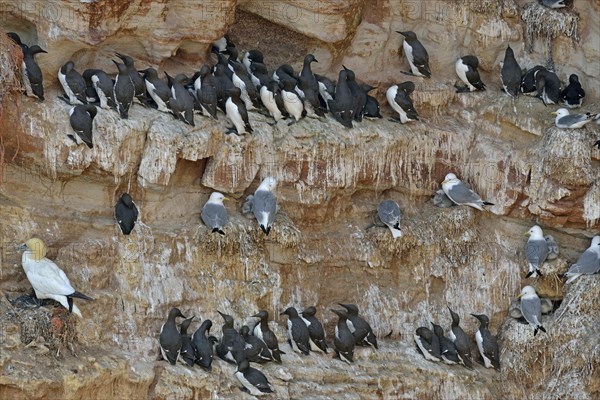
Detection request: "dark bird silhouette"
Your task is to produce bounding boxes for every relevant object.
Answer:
[191,319,214,371]
[331,309,355,364]
[253,310,284,363]
[68,104,97,149]
[339,303,378,348]
[114,193,138,235]
[281,307,311,355]
[159,308,186,365]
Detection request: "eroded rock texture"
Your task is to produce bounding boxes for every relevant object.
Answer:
[0,0,599,399]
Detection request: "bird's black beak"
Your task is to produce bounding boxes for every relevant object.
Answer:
[115,52,126,61]
[16,243,27,252]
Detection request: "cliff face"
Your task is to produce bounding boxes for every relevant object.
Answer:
[1,0,599,399]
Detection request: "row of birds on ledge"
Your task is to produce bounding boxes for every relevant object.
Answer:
[7,29,600,151]
[157,305,377,395]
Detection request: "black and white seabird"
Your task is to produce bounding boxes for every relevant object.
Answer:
[300,306,328,353]
[455,55,486,92]
[68,104,97,149]
[471,314,500,370]
[115,53,147,104]
[525,225,548,278]
[297,75,325,118]
[225,87,253,135]
[140,68,170,113]
[115,193,139,235]
[214,52,234,80]
[235,359,274,396]
[361,84,382,119]
[343,65,367,122]
[58,61,87,104]
[386,82,419,124]
[112,60,135,119]
[398,31,431,78]
[82,69,114,109]
[260,80,288,122]
[191,319,214,371]
[561,74,585,108]
[240,325,273,363]
[252,177,278,235]
[518,286,547,336]
[315,74,336,109]
[414,326,441,362]
[272,64,295,83]
[447,306,473,369]
[331,309,355,364]
[500,45,521,97]
[535,69,561,105]
[165,72,195,126]
[328,70,355,128]
[159,307,186,365]
[242,49,264,75]
[520,65,546,95]
[280,78,306,125]
[252,310,284,363]
[232,62,261,111]
[339,303,378,348]
[213,63,235,112]
[193,65,219,119]
[20,44,47,100]
[431,323,459,365]
[179,316,196,366]
[216,311,246,364]
[281,307,311,355]
[298,54,323,116]
[299,54,319,91]
[250,62,270,89]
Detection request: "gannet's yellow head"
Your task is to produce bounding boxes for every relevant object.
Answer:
[23,238,47,261]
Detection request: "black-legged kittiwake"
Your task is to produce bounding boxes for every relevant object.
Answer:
[441,173,494,211]
[201,192,229,235]
[552,108,594,129]
[252,177,277,235]
[564,236,600,284]
[518,286,547,336]
[377,200,402,238]
[525,225,548,278]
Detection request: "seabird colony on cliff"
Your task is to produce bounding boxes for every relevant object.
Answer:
[6,1,600,394]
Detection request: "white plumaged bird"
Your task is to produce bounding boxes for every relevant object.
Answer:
[18,238,94,318]
[552,108,594,129]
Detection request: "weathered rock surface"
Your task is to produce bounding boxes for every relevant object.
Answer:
[1,0,599,398]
